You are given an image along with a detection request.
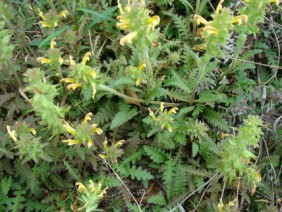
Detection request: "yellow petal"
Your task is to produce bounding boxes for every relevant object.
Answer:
[160,102,164,112]
[149,108,158,122]
[61,78,76,83]
[82,52,91,65]
[37,57,52,64]
[216,0,224,13]
[6,126,17,142]
[218,199,224,212]
[83,112,93,123]
[93,128,103,135]
[69,55,76,65]
[63,122,76,135]
[62,139,80,145]
[76,182,87,193]
[50,38,56,49]
[194,14,209,26]
[38,8,47,21]
[67,83,81,90]
[99,154,107,159]
[119,31,138,46]
[203,26,218,34]
[88,180,95,192]
[256,171,262,182]
[103,139,108,149]
[87,139,93,148]
[39,21,51,28]
[117,0,124,14]
[114,140,125,147]
[139,62,146,70]
[168,107,178,114]
[232,15,248,25]
[29,128,37,135]
[149,15,160,27]
[59,10,68,18]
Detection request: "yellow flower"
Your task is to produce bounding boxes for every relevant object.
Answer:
[218,199,224,212]
[160,102,165,112]
[37,57,52,64]
[59,10,68,18]
[62,139,80,145]
[38,8,53,28]
[7,126,17,142]
[50,38,56,49]
[194,14,209,26]
[149,15,160,29]
[76,182,87,193]
[232,15,248,25]
[91,124,103,135]
[114,140,125,147]
[63,122,76,135]
[87,138,93,148]
[116,16,130,30]
[67,83,82,90]
[256,170,262,182]
[168,107,178,114]
[203,26,218,34]
[82,52,91,65]
[83,112,93,123]
[61,78,76,83]
[149,108,158,122]
[29,128,37,135]
[120,31,138,46]
[216,0,224,13]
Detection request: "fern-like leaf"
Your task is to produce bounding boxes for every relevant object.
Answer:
[203,108,229,132]
[143,146,168,163]
[110,107,139,129]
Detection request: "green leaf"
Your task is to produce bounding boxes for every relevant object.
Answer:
[110,108,139,129]
[192,143,199,158]
[147,193,166,206]
[1,176,12,195]
[143,146,168,163]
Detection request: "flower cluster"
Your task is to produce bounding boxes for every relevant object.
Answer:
[194,0,248,56]
[116,0,160,47]
[126,61,146,85]
[7,123,50,163]
[38,8,68,29]
[61,52,101,99]
[148,103,178,132]
[75,180,107,211]
[99,139,124,163]
[62,113,103,148]
[37,38,63,71]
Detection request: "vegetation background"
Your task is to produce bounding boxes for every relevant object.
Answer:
[0,0,281,211]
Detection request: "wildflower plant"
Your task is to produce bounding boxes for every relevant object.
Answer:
[38,8,68,29]
[63,113,103,148]
[61,52,102,100]
[23,68,66,134]
[37,38,63,73]
[75,180,107,212]
[7,122,51,163]
[99,139,124,163]
[116,0,160,49]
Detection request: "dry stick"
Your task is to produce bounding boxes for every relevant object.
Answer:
[97,155,142,212]
[194,183,211,211]
[170,173,219,212]
[236,178,240,211]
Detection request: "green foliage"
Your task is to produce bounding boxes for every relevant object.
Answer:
[1,0,281,211]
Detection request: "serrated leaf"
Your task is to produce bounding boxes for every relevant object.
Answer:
[143,146,167,163]
[192,143,199,158]
[1,176,12,195]
[110,108,139,129]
